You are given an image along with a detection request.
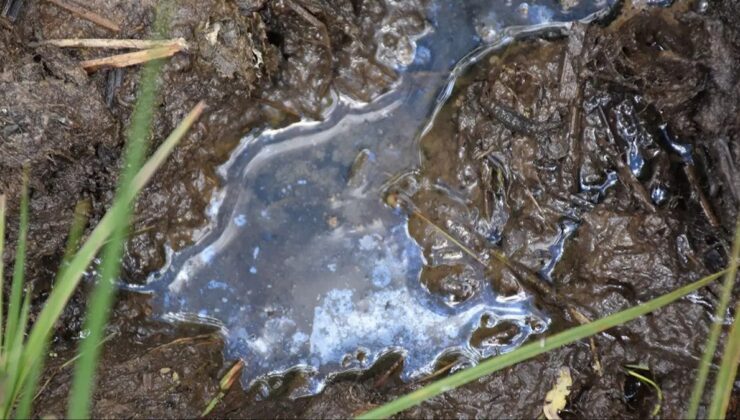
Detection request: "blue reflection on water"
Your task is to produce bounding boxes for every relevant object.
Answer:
[146,0,616,395]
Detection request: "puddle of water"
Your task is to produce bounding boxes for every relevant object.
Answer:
[145,0,616,396]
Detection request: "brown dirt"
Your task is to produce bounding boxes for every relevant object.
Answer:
[0,0,737,418]
[2,0,425,338]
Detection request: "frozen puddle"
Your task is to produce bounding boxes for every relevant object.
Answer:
[146,0,616,395]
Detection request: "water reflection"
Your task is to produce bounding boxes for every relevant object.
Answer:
[147,0,616,395]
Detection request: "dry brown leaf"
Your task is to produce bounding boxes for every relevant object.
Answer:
[543,367,573,420]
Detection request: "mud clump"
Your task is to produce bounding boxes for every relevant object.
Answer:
[1,0,426,334]
[391,3,738,419]
[233,2,736,418]
[2,0,427,417]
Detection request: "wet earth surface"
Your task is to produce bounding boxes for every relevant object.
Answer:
[0,0,738,418]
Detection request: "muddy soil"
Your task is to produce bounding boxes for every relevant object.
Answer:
[220,2,740,418]
[0,0,737,418]
[2,0,426,416]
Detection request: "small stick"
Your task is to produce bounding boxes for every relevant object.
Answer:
[374,356,405,389]
[30,38,189,51]
[568,307,602,374]
[44,0,119,32]
[411,208,488,267]
[145,333,219,355]
[684,165,720,228]
[285,0,330,51]
[1,0,23,23]
[414,361,456,384]
[387,192,556,301]
[202,359,244,417]
[33,332,118,400]
[597,106,656,213]
[80,45,183,73]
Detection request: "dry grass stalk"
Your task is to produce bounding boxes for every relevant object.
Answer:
[201,359,245,417]
[80,45,183,72]
[44,0,120,32]
[31,37,189,51]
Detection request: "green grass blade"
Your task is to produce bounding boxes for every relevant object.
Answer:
[2,288,31,418]
[356,269,730,419]
[58,200,91,279]
[13,200,91,417]
[4,166,29,354]
[15,355,42,420]
[687,218,740,419]
[625,369,662,417]
[67,52,163,419]
[708,301,740,419]
[10,201,89,417]
[66,222,125,419]
[0,194,6,355]
[18,101,205,398]
[14,293,39,420]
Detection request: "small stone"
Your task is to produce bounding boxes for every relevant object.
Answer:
[326,216,339,229]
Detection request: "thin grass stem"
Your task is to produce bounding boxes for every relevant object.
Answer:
[17,101,204,409]
[0,195,6,355]
[356,268,731,419]
[58,200,90,279]
[4,166,29,356]
[708,301,740,419]
[687,218,740,418]
[3,288,31,418]
[66,42,165,420]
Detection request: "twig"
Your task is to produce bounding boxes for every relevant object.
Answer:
[44,0,119,32]
[144,333,220,355]
[596,106,656,213]
[30,37,189,51]
[383,196,485,265]
[411,208,488,267]
[374,356,405,389]
[414,361,456,384]
[285,0,333,96]
[1,0,23,23]
[387,192,557,301]
[388,192,603,370]
[683,165,720,228]
[33,332,118,400]
[202,359,244,417]
[285,0,330,50]
[568,307,602,374]
[80,45,184,73]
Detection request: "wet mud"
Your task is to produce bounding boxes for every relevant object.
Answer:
[2,0,426,336]
[0,0,738,418]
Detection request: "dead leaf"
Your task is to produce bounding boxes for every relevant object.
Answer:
[543,367,573,420]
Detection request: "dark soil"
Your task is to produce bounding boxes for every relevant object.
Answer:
[0,0,737,418]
